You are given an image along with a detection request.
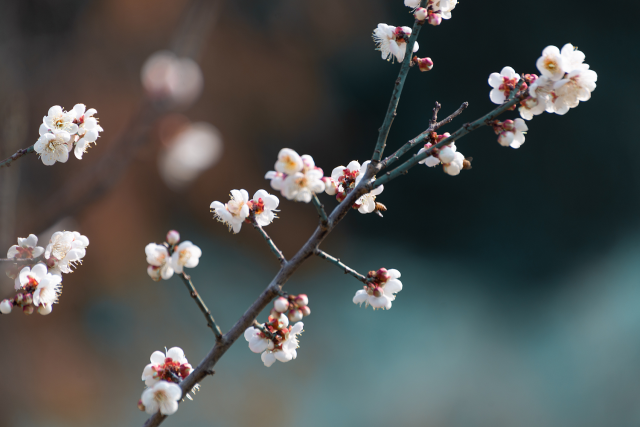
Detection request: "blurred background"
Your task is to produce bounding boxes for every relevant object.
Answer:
[0,0,639,426]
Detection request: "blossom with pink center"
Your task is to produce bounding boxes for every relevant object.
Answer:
[141,381,182,416]
[250,190,279,226]
[210,189,251,233]
[353,268,403,310]
[45,231,89,275]
[488,67,520,105]
[245,314,304,367]
[142,347,192,387]
[372,24,419,63]
[71,104,103,159]
[7,234,44,260]
[146,243,174,281]
[496,119,528,149]
[15,263,62,310]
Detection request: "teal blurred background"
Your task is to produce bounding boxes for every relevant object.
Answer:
[1,0,639,426]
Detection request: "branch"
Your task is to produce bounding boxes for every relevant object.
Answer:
[314,248,368,284]
[371,0,428,163]
[374,91,527,189]
[0,146,34,169]
[179,273,222,340]
[381,101,468,170]
[250,215,286,265]
[311,194,329,227]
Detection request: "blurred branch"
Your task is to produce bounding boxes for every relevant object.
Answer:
[0,146,34,169]
[314,249,368,284]
[371,0,428,163]
[179,272,222,340]
[311,194,329,227]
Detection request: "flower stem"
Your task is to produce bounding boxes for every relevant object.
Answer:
[0,145,34,169]
[179,273,222,340]
[371,0,429,163]
[250,215,286,265]
[311,194,329,227]
[314,248,368,284]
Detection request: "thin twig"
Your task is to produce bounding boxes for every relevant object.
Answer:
[250,215,286,265]
[314,248,368,284]
[381,101,469,170]
[179,273,222,340]
[374,91,527,189]
[371,0,428,163]
[429,101,441,127]
[0,146,34,169]
[311,194,329,227]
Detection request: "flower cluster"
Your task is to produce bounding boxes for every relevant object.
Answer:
[406,0,458,26]
[490,119,528,149]
[1,232,89,316]
[488,44,597,121]
[210,189,279,234]
[372,24,419,63]
[264,149,324,203]
[244,296,307,367]
[146,230,202,281]
[35,104,103,165]
[417,133,470,176]
[353,268,403,310]
[139,347,196,416]
[328,160,385,214]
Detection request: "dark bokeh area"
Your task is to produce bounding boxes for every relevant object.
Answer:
[1,0,639,426]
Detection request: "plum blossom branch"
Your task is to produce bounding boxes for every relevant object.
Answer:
[250,215,286,265]
[381,101,468,170]
[314,249,368,284]
[311,194,329,226]
[0,146,34,169]
[179,273,222,340]
[371,0,428,163]
[374,90,528,188]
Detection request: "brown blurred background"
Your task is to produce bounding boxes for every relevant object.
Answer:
[1,0,640,426]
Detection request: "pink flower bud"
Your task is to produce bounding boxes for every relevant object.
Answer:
[502,120,515,131]
[288,308,303,322]
[14,293,23,305]
[373,286,384,298]
[22,293,33,306]
[376,268,391,282]
[23,305,34,315]
[166,230,180,245]
[294,294,309,307]
[414,57,433,72]
[427,11,442,26]
[0,299,13,314]
[414,7,428,21]
[274,297,290,313]
[300,305,311,317]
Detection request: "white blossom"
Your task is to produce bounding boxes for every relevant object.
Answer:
[72,104,103,159]
[488,67,520,105]
[560,43,586,73]
[145,243,174,280]
[275,148,303,175]
[142,347,192,388]
[418,140,457,167]
[552,68,597,115]
[354,161,384,214]
[443,152,465,176]
[43,105,78,135]
[373,24,419,63]
[170,241,202,274]
[353,269,402,310]
[497,119,528,149]
[536,46,566,81]
[244,326,273,354]
[251,190,279,226]
[282,158,325,203]
[15,263,62,309]
[7,234,44,260]
[404,0,420,8]
[245,316,304,367]
[34,130,72,166]
[45,231,89,275]
[141,381,182,416]
[210,189,251,233]
[265,171,286,191]
[434,0,458,19]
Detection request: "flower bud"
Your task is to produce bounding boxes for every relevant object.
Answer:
[14,293,23,306]
[288,308,303,322]
[274,297,290,313]
[439,147,455,164]
[22,293,33,306]
[0,299,13,314]
[376,268,391,282]
[38,304,53,316]
[294,294,309,308]
[373,286,384,298]
[166,230,180,245]
[414,56,433,72]
[427,11,442,26]
[23,305,34,315]
[138,399,146,412]
[414,7,428,21]
[502,119,515,131]
[300,305,311,317]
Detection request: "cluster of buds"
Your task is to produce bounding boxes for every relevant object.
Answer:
[245,311,305,367]
[146,230,202,281]
[272,293,310,322]
[417,133,471,176]
[406,0,458,26]
[2,232,89,317]
[35,104,103,165]
[413,56,434,72]
[210,189,279,234]
[490,119,528,149]
[139,347,196,416]
[353,268,403,310]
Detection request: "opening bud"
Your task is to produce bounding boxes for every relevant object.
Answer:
[38,304,53,316]
[427,10,442,26]
[0,299,13,314]
[414,56,433,72]
[166,230,180,245]
[274,297,290,313]
[294,294,309,308]
[300,305,311,317]
[375,268,390,282]
[414,7,428,21]
[288,308,303,322]
[22,293,33,306]
[147,265,161,281]
[373,286,384,298]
